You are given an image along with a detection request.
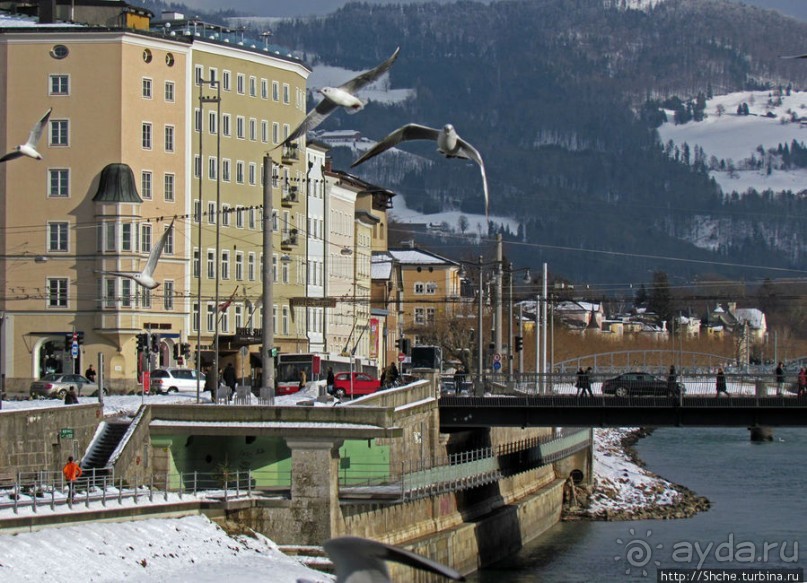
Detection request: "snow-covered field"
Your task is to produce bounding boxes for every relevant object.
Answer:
[658,89,807,195]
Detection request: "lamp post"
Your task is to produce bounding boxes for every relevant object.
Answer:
[195,77,220,403]
[211,80,222,399]
[506,262,531,378]
[261,154,275,404]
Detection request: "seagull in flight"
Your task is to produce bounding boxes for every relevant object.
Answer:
[96,219,174,289]
[0,108,52,163]
[320,536,465,583]
[278,47,400,150]
[351,123,489,219]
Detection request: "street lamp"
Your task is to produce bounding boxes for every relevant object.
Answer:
[195,76,221,403]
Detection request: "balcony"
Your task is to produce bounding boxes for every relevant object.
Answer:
[280,186,298,206]
[281,229,298,250]
[281,144,299,163]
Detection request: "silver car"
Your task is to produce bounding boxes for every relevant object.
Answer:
[150,368,206,394]
[29,373,99,399]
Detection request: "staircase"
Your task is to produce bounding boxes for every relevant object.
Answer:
[80,419,131,485]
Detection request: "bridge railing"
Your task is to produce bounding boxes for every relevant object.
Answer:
[441,372,806,399]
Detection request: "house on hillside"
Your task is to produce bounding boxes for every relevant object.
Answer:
[706,303,767,343]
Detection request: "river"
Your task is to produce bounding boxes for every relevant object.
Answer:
[469,427,807,582]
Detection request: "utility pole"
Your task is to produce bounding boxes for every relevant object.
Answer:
[495,234,503,357]
[261,155,275,405]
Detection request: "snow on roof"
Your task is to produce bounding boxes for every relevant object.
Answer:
[388,248,457,266]
[733,308,765,330]
[0,13,85,28]
[371,253,393,279]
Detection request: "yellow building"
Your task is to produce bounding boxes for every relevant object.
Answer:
[0,22,309,392]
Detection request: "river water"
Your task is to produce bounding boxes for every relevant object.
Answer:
[469,427,807,582]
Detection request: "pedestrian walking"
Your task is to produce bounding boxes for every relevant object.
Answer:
[775,362,785,396]
[798,367,807,397]
[667,365,678,397]
[62,456,82,502]
[575,368,585,397]
[298,368,307,391]
[716,368,729,397]
[454,366,466,394]
[582,367,594,397]
[84,364,96,383]
[326,367,335,396]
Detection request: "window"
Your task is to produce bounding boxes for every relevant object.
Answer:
[193,248,200,278]
[426,282,438,294]
[164,81,175,102]
[414,282,425,294]
[236,116,245,139]
[121,279,132,308]
[50,119,68,146]
[48,169,69,197]
[222,159,231,182]
[248,253,255,281]
[236,206,244,229]
[142,78,152,98]
[208,156,217,180]
[249,76,256,97]
[272,305,278,334]
[261,121,268,143]
[272,254,278,283]
[48,222,68,252]
[272,210,279,232]
[164,280,174,310]
[208,111,217,134]
[281,259,289,284]
[164,125,174,152]
[207,304,215,332]
[222,70,231,91]
[208,68,218,86]
[222,114,231,137]
[221,306,229,333]
[249,208,256,230]
[141,223,152,253]
[121,223,132,251]
[194,155,201,178]
[164,173,175,201]
[105,278,116,308]
[194,108,201,132]
[272,81,279,101]
[192,303,200,331]
[235,305,243,329]
[47,278,68,308]
[248,163,256,185]
[207,250,215,278]
[282,306,289,335]
[163,224,174,255]
[222,204,231,227]
[283,83,290,104]
[249,118,257,141]
[261,79,268,99]
[104,222,116,252]
[165,53,175,67]
[141,287,151,309]
[426,308,436,323]
[193,199,201,223]
[414,308,425,325]
[195,65,203,85]
[207,202,216,224]
[235,252,244,280]
[272,122,279,144]
[236,161,244,184]
[49,75,69,95]
[141,122,152,149]
[221,250,230,280]
[141,171,152,199]
[236,74,245,94]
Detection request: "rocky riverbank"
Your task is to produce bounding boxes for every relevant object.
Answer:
[563,427,710,521]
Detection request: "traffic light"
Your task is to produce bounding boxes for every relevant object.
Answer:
[394,338,401,349]
[269,347,279,358]
[182,343,191,359]
[514,335,523,352]
[150,334,160,353]
[136,334,148,352]
[173,344,179,360]
[76,332,84,345]
[400,338,411,355]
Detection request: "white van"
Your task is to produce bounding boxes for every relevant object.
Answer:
[150,368,206,394]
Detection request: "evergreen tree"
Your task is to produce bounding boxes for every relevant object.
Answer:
[648,271,673,327]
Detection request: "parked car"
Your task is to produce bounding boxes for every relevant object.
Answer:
[150,368,206,394]
[601,372,685,397]
[29,373,99,399]
[331,372,381,398]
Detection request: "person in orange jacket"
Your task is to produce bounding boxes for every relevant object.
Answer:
[63,456,82,502]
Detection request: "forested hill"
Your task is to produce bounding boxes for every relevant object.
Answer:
[272,0,807,283]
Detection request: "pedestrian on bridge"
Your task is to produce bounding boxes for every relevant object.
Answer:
[775,362,785,396]
[798,367,807,397]
[716,368,729,397]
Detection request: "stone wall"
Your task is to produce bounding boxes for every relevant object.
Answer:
[0,403,101,475]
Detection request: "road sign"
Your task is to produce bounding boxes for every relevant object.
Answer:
[59,428,74,439]
[492,361,502,371]
[71,341,79,359]
[398,352,406,362]
[493,353,502,363]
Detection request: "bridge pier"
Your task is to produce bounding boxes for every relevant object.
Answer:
[749,427,773,442]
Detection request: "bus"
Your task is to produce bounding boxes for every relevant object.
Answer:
[275,353,376,395]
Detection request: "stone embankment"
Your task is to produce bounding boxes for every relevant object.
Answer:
[563,428,710,522]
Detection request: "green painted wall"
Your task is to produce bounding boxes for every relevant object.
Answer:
[338,440,391,485]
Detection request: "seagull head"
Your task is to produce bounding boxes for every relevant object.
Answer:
[443,124,455,133]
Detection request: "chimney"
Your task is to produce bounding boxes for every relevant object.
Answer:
[40,0,57,24]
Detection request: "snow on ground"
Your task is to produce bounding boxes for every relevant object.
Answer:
[657,89,807,195]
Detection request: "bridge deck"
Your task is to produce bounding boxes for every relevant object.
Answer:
[439,395,807,428]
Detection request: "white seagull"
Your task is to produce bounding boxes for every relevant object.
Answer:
[0,108,52,163]
[351,123,490,219]
[278,47,400,150]
[96,219,174,290]
[320,536,465,583]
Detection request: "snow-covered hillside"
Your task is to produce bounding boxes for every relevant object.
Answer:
[658,89,807,196]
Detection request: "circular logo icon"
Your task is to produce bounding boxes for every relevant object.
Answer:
[615,528,663,577]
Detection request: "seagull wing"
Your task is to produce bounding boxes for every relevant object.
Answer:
[143,219,174,278]
[780,54,807,59]
[324,536,465,583]
[0,151,23,163]
[351,124,440,167]
[281,99,340,147]
[339,47,400,94]
[95,270,137,281]
[456,137,490,219]
[27,108,53,148]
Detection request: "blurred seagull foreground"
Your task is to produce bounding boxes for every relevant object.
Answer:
[95,219,175,290]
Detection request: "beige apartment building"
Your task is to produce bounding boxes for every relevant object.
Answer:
[0,19,310,392]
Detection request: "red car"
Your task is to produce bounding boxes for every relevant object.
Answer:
[332,372,381,398]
